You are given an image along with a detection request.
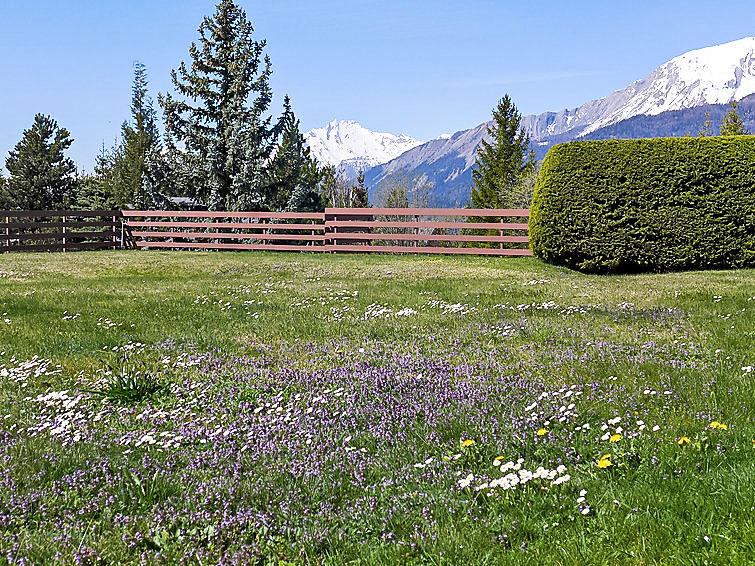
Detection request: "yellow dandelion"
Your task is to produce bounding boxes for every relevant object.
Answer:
[596,455,612,469]
[536,428,549,436]
[709,421,728,430]
[461,439,476,448]
[609,434,622,443]
[678,436,690,445]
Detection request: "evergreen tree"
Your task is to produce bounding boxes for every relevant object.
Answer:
[266,96,323,211]
[470,95,535,209]
[75,144,120,210]
[160,0,281,211]
[719,100,750,135]
[286,157,323,212]
[317,165,350,208]
[4,114,77,209]
[113,61,162,208]
[0,174,9,208]
[697,112,714,137]
[353,170,368,207]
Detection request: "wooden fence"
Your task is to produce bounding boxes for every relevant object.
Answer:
[0,209,531,256]
[122,208,532,256]
[1,210,123,253]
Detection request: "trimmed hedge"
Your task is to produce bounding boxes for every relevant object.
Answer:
[529,136,755,273]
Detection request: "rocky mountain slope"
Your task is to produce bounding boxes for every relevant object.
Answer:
[366,37,755,206]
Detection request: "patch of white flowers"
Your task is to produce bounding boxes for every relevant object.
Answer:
[457,458,571,493]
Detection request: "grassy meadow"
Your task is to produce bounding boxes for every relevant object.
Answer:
[1,250,754,564]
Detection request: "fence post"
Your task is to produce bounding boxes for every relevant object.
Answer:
[62,215,67,253]
[120,218,125,249]
[332,215,337,252]
[414,214,419,248]
[4,215,9,252]
[500,215,504,250]
[112,214,117,249]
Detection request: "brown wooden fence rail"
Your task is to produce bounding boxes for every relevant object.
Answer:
[326,207,531,256]
[121,210,326,252]
[1,210,123,253]
[122,208,531,256]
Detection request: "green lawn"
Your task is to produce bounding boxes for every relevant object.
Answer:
[1,250,753,564]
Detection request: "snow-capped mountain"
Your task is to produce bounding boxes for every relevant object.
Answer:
[366,37,755,206]
[522,36,755,139]
[304,120,422,178]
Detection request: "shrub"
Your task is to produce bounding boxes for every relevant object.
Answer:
[529,136,755,273]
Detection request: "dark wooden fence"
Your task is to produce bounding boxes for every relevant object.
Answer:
[122,208,531,256]
[1,210,123,253]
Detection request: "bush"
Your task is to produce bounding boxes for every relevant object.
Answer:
[529,136,755,273]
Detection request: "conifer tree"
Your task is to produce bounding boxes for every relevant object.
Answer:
[266,96,323,211]
[4,114,77,209]
[76,144,120,210]
[697,112,714,137]
[113,61,162,208]
[353,170,368,207]
[719,100,750,135]
[470,95,535,209]
[160,0,280,211]
[0,174,9,208]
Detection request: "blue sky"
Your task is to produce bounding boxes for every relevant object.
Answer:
[1,0,754,172]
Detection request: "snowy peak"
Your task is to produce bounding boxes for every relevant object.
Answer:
[304,120,423,172]
[524,37,755,139]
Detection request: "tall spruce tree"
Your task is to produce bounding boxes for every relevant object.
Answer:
[266,96,322,211]
[4,114,77,209]
[470,95,535,209]
[719,99,750,135]
[113,61,162,208]
[160,0,281,211]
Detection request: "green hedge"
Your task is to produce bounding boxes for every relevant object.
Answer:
[529,136,755,273]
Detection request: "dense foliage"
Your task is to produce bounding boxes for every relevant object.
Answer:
[529,136,755,273]
[471,95,536,209]
[160,0,286,211]
[114,62,163,209]
[2,114,77,210]
[265,96,323,212]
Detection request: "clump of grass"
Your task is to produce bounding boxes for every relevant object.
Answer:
[97,354,163,404]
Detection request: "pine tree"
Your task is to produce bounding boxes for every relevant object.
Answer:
[266,96,323,211]
[719,100,750,135]
[159,0,281,211]
[353,170,368,207]
[470,95,535,209]
[5,114,77,209]
[76,144,120,210]
[113,61,162,208]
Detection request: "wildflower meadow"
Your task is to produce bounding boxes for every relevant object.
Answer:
[1,251,753,564]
